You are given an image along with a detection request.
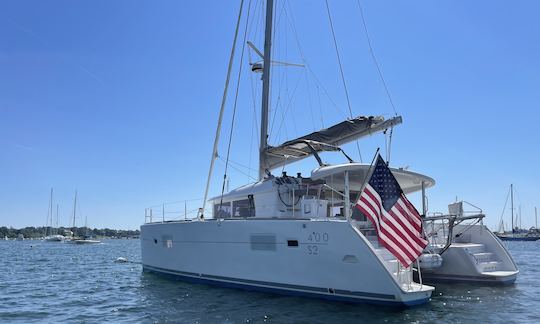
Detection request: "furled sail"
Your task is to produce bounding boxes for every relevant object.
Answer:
[263,115,402,171]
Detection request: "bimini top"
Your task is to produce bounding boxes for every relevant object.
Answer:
[263,115,402,171]
[311,163,435,194]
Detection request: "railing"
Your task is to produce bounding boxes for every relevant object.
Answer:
[423,212,485,254]
[144,199,210,223]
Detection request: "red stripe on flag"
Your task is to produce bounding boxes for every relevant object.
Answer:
[378,216,421,260]
[378,226,414,266]
[388,207,426,249]
[394,200,421,232]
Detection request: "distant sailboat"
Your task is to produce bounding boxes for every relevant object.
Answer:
[72,216,101,244]
[65,191,100,245]
[496,184,539,241]
[44,188,64,242]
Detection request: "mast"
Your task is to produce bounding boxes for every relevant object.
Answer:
[516,204,521,229]
[535,207,538,229]
[55,204,59,235]
[259,0,274,180]
[510,184,514,234]
[72,190,78,236]
[46,188,53,237]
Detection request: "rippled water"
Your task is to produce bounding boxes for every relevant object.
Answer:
[1,239,539,323]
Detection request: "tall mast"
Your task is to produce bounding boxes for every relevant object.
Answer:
[510,184,514,233]
[535,206,538,229]
[259,0,274,180]
[46,188,53,236]
[55,204,59,235]
[516,204,521,229]
[72,190,78,229]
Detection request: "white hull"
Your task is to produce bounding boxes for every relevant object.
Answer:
[141,219,433,306]
[44,235,64,242]
[65,238,101,244]
[421,224,518,284]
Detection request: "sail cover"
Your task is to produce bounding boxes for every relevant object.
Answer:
[263,115,402,171]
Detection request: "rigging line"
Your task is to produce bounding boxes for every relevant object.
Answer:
[273,75,303,142]
[356,0,398,116]
[228,157,258,173]
[247,50,260,144]
[324,0,353,118]
[220,0,253,204]
[247,50,260,180]
[284,1,342,118]
[316,84,325,128]
[499,186,511,231]
[218,156,259,181]
[246,0,262,41]
[200,0,245,217]
[268,93,281,141]
[324,0,362,163]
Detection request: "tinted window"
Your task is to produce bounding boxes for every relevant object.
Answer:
[232,198,255,217]
[214,202,231,218]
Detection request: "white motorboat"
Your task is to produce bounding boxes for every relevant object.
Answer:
[141,0,434,306]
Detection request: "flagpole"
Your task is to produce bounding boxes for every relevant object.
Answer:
[352,147,381,212]
[416,259,423,289]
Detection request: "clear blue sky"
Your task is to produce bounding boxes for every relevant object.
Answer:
[1,0,539,230]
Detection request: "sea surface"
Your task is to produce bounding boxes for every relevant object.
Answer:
[1,239,539,323]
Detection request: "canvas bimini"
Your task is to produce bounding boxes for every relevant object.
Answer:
[141,0,434,306]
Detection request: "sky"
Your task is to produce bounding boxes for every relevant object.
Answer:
[1,0,539,231]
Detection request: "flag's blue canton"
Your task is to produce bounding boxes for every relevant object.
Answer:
[368,156,402,212]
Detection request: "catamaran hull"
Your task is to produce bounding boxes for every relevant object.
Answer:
[141,219,433,306]
[496,236,539,241]
[420,224,519,285]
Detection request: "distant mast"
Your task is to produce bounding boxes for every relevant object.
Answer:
[259,0,274,180]
[47,188,53,236]
[55,204,59,235]
[72,191,78,235]
[534,207,538,230]
[510,184,514,233]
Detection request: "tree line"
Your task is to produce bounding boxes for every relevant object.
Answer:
[0,226,140,239]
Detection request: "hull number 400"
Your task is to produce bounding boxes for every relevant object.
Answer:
[307,232,328,255]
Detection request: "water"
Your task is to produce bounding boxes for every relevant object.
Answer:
[1,240,539,323]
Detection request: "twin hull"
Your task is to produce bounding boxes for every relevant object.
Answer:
[140,219,432,306]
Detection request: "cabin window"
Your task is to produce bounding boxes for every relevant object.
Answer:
[232,198,255,218]
[214,202,232,218]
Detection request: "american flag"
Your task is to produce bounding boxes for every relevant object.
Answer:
[355,155,428,267]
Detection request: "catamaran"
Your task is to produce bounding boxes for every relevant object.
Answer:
[141,0,436,306]
[419,200,519,284]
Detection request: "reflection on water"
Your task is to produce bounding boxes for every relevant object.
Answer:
[1,239,539,323]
